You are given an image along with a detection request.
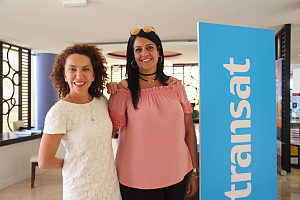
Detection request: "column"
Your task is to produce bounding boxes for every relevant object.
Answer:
[35,53,59,130]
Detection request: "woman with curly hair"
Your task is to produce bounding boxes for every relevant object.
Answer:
[38,44,122,200]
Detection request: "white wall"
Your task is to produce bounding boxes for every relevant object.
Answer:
[0,138,65,190]
[0,139,42,190]
[293,68,300,93]
[292,64,300,70]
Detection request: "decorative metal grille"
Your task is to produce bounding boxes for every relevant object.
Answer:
[275,24,291,173]
[1,41,31,132]
[171,63,199,104]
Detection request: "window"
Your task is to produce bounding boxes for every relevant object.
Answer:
[1,41,32,132]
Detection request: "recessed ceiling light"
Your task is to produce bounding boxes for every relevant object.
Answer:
[62,0,88,8]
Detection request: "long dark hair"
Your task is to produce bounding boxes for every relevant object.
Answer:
[126,30,169,109]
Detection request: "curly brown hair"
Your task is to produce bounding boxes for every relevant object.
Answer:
[50,43,108,99]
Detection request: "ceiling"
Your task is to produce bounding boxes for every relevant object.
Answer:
[0,0,299,66]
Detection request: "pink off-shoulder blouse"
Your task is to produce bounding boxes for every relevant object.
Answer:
[108,77,193,189]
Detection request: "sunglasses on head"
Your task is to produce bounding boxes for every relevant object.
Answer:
[130,26,155,35]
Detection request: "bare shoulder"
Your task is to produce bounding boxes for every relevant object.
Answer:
[167,77,181,85]
[175,78,181,83]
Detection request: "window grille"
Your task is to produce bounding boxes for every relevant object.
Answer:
[1,41,32,132]
[275,24,291,173]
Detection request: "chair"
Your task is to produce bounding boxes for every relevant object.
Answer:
[30,153,39,188]
[13,121,39,187]
[13,120,25,131]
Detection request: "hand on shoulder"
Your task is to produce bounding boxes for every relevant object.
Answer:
[117,82,125,89]
[106,81,126,94]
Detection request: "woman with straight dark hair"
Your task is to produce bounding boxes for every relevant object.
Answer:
[108,26,199,200]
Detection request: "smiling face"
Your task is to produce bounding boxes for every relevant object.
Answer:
[64,53,94,95]
[133,37,160,73]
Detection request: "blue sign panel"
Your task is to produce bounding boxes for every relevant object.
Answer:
[198,22,276,199]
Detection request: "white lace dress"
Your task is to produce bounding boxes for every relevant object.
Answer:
[43,97,122,200]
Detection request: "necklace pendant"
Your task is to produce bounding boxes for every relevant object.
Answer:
[148,80,155,87]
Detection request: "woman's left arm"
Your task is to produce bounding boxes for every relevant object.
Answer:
[184,113,199,197]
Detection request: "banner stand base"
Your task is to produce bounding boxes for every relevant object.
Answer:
[277,167,287,176]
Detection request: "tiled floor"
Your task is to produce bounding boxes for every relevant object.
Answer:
[277,167,300,200]
[1,139,299,199]
[0,169,63,200]
[0,167,299,200]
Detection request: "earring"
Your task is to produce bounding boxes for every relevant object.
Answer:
[158,57,162,63]
[131,60,138,68]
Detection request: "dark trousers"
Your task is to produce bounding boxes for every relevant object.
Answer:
[120,174,189,200]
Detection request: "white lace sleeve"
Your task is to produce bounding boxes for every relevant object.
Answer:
[43,101,67,134]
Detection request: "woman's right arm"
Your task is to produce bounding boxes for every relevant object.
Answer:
[109,82,126,137]
[38,133,64,169]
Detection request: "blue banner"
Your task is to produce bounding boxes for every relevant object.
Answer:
[198,22,277,199]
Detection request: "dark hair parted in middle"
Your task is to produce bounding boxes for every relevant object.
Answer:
[50,43,108,99]
[126,30,169,109]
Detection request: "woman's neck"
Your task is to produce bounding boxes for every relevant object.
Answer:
[138,70,157,76]
[68,92,92,104]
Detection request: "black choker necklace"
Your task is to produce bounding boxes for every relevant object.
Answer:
[138,71,157,76]
[139,75,158,87]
